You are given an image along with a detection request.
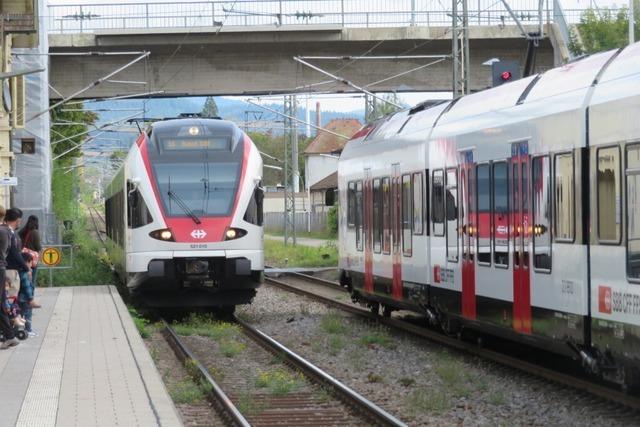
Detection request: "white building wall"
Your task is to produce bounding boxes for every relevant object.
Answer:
[263,194,309,213]
[305,155,338,189]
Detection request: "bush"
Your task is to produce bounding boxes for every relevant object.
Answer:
[327,205,338,236]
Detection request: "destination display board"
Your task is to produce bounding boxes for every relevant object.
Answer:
[162,137,230,151]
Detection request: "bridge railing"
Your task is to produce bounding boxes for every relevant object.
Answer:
[46,0,597,34]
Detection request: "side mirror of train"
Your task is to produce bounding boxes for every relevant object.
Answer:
[129,177,141,190]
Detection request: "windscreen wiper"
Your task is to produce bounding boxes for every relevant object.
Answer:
[167,190,201,224]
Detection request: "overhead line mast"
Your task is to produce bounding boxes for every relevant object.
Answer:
[452,0,470,99]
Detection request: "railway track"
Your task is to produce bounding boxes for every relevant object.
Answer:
[87,205,107,245]
[162,317,407,426]
[264,272,640,415]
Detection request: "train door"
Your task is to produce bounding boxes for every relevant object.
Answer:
[460,151,477,319]
[511,142,532,333]
[391,164,403,300]
[364,168,374,294]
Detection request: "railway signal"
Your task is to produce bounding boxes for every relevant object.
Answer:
[492,60,521,87]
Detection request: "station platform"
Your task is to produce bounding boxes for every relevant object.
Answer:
[0,285,181,427]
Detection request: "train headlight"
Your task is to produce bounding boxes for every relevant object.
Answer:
[188,126,200,136]
[149,228,175,241]
[224,227,247,241]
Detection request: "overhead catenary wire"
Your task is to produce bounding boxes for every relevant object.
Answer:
[364,58,449,88]
[65,90,166,105]
[293,57,402,108]
[245,100,350,140]
[51,112,141,150]
[29,51,150,123]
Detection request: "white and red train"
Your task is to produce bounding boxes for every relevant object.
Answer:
[338,43,640,389]
[105,116,264,308]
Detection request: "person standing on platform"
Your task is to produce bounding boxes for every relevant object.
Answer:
[0,206,19,349]
[19,215,42,288]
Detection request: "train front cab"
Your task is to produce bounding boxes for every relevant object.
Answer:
[106,118,264,308]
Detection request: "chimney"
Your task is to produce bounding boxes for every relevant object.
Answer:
[316,102,321,135]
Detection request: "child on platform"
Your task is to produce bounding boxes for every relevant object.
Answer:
[18,252,39,337]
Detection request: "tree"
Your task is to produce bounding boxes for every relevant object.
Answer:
[368,93,405,122]
[201,96,219,118]
[50,104,98,161]
[570,4,639,55]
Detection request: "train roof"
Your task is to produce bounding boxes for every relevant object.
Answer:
[342,43,639,161]
[151,117,238,135]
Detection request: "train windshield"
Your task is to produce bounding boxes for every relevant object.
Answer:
[148,120,244,218]
[154,161,240,217]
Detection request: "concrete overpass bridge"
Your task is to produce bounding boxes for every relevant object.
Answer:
[46,1,577,99]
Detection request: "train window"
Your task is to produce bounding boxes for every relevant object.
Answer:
[373,178,382,253]
[476,164,491,265]
[356,181,363,251]
[402,174,413,256]
[127,181,153,229]
[626,144,640,281]
[413,172,423,235]
[244,184,264,226]
[432,170,445,236]
[532,156,552,271]
[446,168,458,262]
[554,153,575,242]
[382,177,391,254]
[347,181,356,227]
[492,162,509,267]
[597,147,621,244]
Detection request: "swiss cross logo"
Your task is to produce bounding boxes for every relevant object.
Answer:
[434,265,441,284]
[190,229,207,239]
[599,286,612,314]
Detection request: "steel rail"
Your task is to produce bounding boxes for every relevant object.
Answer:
[162,321,251,427]
[88,206,106,246]
[233,315,408,427]
[265,276,640,412]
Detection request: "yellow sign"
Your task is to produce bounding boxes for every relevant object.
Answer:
[42,247,61,267]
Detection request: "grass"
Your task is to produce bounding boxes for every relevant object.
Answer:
[488,390,506,406]
[320,312,346,334]
[358,330,394,349]
[399,377,415,387]
[434,358,471,398]
[328,335,345,355]
[347,348,365,371]
[264,239,337,268]
[50,214,117,286]
[172,314,240,340]
[219,340,246,358]
[237,392,269,416]
[172,315,246,358]
[406,388,450,415]
[50,160,116,287]
[255,369,304,395]
[168,378,212,404]
[128,307,150,339]
[367,373,384,383]
[265,229,337,240]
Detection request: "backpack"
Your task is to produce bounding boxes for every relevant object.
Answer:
[21,232,39,265]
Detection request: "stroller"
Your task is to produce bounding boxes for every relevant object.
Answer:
[0,296,27,341]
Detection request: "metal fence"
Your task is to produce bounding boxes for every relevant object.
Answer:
[46,0,600,33]
[264,211,327,233]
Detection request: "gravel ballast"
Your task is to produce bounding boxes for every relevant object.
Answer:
[237,285,636,427]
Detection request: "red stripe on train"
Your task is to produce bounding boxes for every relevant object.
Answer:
[138,133,251,243]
